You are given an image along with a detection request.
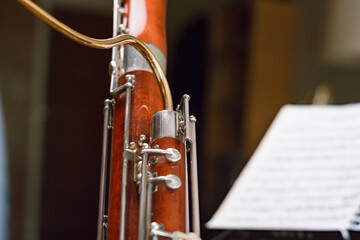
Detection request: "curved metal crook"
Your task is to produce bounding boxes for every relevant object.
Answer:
[19,0,173,110]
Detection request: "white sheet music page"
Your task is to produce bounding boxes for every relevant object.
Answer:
[206,104,360,232]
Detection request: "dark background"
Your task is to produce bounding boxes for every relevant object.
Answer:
[2,0,360,239]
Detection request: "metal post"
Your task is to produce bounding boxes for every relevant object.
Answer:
[189,116,200,236]
[138,151,149,240]
[146,182,154,239]
[119,75,134,240]
[97,100,112,240]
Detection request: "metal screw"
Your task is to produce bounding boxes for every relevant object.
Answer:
[190,115,197,123]
[151,157,158,165]
[137,162,142,173]
[119,24,129,34]
[128,142,137,150]
[118,7,125,14]
[139,134,146,142]
[138,134,146,146]
[151,222,164,231]
[103,215,108,228]
[104,99,113,105]
[137,172,142,183]
[125,74,135,82]
[125,74,135,90]
[108,60,117,76]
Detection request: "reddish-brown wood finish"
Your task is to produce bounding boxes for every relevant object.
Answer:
[107,1,186,239]
[151,138,187,233]
[107,74,187,239]
[107,70,163,240]
[124,0,167,55]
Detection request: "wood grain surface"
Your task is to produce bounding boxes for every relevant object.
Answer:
[151,137,187,233]
[124,0,167,54]
[107,70,163,240]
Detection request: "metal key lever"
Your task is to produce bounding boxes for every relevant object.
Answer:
[123,147,181,163]
[149,174,182,190]
[138,145,183,240]
[141,148,181,163]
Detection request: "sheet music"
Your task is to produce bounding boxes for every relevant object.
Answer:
[207,104,360,232]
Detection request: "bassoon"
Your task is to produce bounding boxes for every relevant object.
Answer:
[19,0,201,239]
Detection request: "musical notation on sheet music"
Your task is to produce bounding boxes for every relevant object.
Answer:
[207,104,360,233]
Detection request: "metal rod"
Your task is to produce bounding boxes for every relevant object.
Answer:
[183,95,190,141]
[146,182,154,239]
[119,76,133,240]
[138,152,149,240]
[112,0,121,38]
[111,82,133,96]
[189,117,200,236]
[97,100,112,240]
[109,0,121,94]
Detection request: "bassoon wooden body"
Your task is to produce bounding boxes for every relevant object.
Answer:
[19,0,201,239]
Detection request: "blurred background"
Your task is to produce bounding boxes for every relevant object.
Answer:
[2,0,360,239]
